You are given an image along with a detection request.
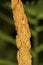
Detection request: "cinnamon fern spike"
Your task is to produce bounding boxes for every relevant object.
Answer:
[11,0,32,65]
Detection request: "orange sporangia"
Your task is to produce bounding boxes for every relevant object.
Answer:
[11,0,32,65]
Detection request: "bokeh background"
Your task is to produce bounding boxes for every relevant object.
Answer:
[0,0,43,65]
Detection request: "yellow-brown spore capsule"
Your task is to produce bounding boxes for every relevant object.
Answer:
[11,0,32,65]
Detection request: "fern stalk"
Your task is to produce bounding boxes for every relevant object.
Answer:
[11,0,32,65]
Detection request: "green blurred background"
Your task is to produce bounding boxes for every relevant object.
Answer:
[0,0,43,65]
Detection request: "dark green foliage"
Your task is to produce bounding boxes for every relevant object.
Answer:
[0,0,43,65]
